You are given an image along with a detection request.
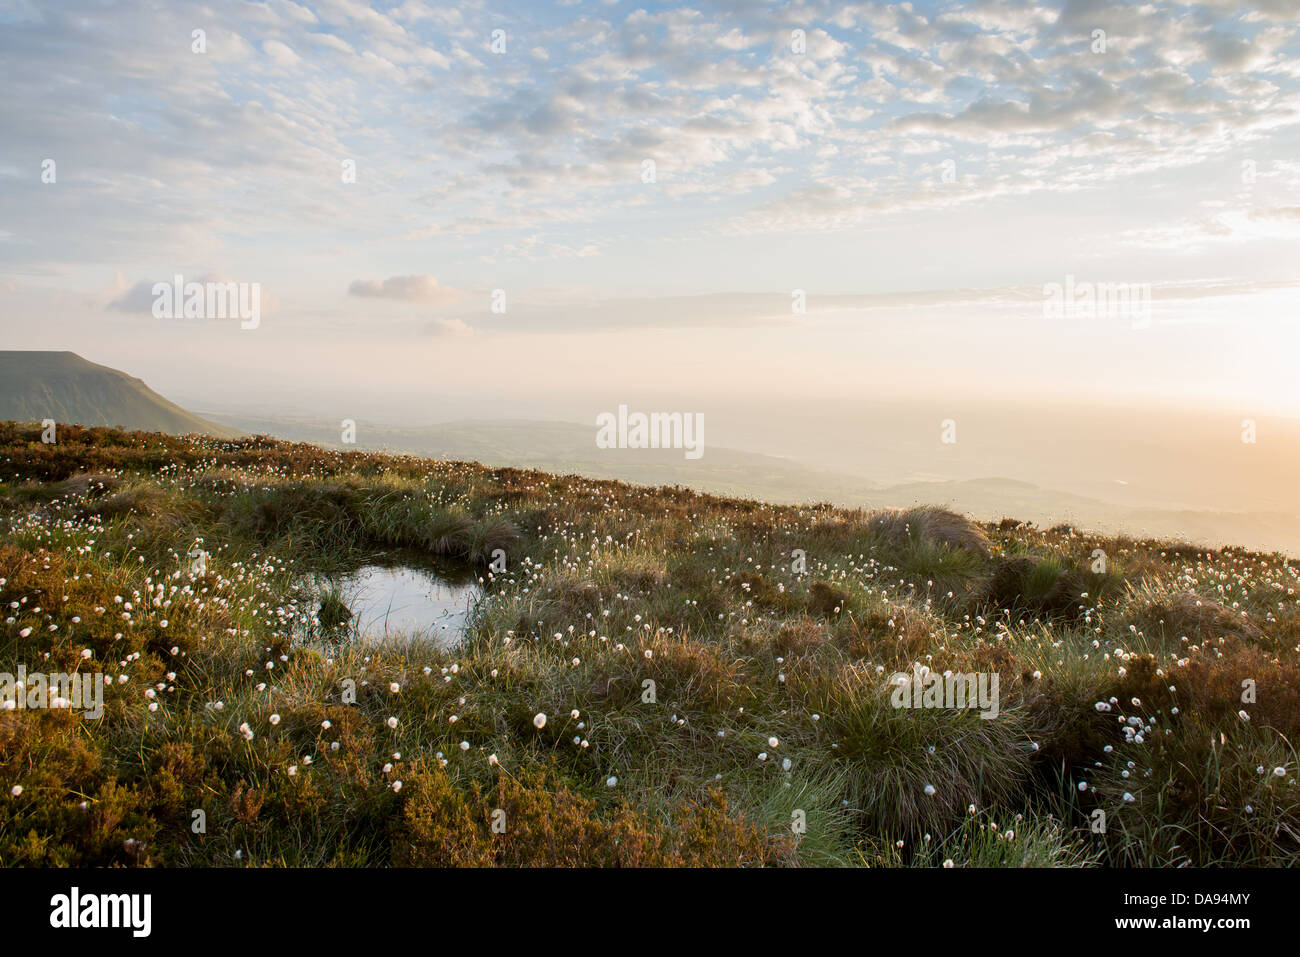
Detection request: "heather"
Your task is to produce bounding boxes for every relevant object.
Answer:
[1,422,1296,867]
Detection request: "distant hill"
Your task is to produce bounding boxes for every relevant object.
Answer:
[205,413,859,501]
[207,413,1300,554]
[0,351,239,438]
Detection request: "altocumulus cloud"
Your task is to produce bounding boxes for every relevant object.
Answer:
[348,275,462,306]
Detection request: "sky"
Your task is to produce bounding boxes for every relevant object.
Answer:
[2,0,1300,420]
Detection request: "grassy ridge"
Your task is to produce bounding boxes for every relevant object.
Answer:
[0,422,1297,867]
[0,352,240,439]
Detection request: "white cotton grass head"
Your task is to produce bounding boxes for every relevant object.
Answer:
[533,712,546,729]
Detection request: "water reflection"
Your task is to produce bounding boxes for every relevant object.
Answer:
[295,556,481,646]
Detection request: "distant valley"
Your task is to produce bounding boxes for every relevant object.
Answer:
[209,413,1300,555]
[1,351,1295,555]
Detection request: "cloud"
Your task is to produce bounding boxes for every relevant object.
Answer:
[430,279,1300,337]
[423,317,473,337]
[1252,205,1300,221]
[104,275,279,320]
[262,40,302,68]
[3,0,1300,327]
[1119,204,1300,249]
[106,280,159,313]
[347,275,462,305]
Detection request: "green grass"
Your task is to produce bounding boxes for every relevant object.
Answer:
[0,420,1297,867]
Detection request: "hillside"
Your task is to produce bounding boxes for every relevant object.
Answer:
[0,351,239,438]
[7,356,1290,553]
[209,413,1300,555]
[205,413,878,503]
[1,422,1296,868]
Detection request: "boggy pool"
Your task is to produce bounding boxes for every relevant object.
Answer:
[292,554,482,647]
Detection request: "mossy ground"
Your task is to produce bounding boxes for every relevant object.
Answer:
[1,422,1297,867]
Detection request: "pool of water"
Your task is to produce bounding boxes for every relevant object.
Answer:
[294,557,481,646]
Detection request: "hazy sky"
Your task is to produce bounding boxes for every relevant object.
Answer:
[2,0,1299,416]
